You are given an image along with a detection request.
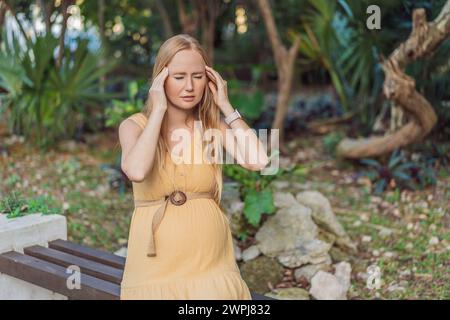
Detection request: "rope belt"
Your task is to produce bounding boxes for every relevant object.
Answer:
[134,191,214,257]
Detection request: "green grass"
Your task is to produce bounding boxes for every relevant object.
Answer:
[0,191,62,218]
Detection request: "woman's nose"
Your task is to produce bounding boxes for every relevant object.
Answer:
[185,78,194,91]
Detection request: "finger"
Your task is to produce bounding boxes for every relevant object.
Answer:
[158,67,169,81]
[207,70,222,89]
[206,66,219,80]
[206,66,225,87]
[205,66,218,78]
[154,67,169,87]
[156,67,169,81]
[208,80,216,91]
[151,72,163,88]
[161,67,169,83]
[208,81,217,96]
[205,68,217,82]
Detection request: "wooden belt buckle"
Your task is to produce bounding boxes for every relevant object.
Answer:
[169,190,187,206]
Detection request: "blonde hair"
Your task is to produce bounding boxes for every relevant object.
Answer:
[142,34,223,206]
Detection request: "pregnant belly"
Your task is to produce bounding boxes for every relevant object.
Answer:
[124,199,235,282]
[157,199,230,255]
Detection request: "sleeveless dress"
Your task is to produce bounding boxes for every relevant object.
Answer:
[120,112,252,300]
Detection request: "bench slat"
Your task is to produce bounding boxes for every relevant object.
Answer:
[48,239,126,269]
[0,251,120,300]
[24,245,123,285]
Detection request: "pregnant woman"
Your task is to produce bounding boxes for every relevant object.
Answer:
[118,34,269,299]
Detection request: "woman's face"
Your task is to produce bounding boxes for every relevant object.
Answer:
[164,49,207,110]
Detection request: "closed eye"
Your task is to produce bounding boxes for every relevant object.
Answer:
[174,76,204,80]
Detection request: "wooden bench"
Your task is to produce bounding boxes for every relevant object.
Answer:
[0,239,274,300]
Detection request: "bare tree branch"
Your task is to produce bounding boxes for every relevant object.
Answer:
[56,0,72,69]
[155,0,174,39]
[177,0,198,35]
[256,0,301,152]
[337,2,450,159]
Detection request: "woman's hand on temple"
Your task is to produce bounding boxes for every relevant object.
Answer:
[149,67,169,112]
[205,65,234,115]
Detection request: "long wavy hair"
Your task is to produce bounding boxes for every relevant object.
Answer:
[142,34,223,205]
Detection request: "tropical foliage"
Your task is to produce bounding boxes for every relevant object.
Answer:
[0,32,116,147]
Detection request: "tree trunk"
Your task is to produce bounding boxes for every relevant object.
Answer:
[337,2,450,159]
[389,102,405,133]
[256,0,300,153]
[56,0,71,69]
[176,0,221,64]
[56,0,73,68]
[155,0,174,39]
[177,0,198,35]
[37,0,54,34]
[195,0,220,64]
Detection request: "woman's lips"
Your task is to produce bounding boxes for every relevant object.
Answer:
[181,96,195,102]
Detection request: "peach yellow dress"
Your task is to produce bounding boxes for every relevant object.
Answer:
[120,112,252,300]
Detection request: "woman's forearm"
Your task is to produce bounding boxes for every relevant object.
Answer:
[123,107,166,181]
[223,104,270,170]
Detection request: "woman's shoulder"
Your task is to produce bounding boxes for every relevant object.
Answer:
[124,112,148,130]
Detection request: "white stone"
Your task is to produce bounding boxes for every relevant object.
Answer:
[241,245,260,262]
[273,192,298,209]
[429,236,439,245]
[255,203,318,260]
[276,241,331,268]
[334,262,352,292]
[114,247,128,257]
[309,271,347,300]
[295,191,347,237]
[294,263,330,282]
[230,201,244,213]
[309,262,351,300]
